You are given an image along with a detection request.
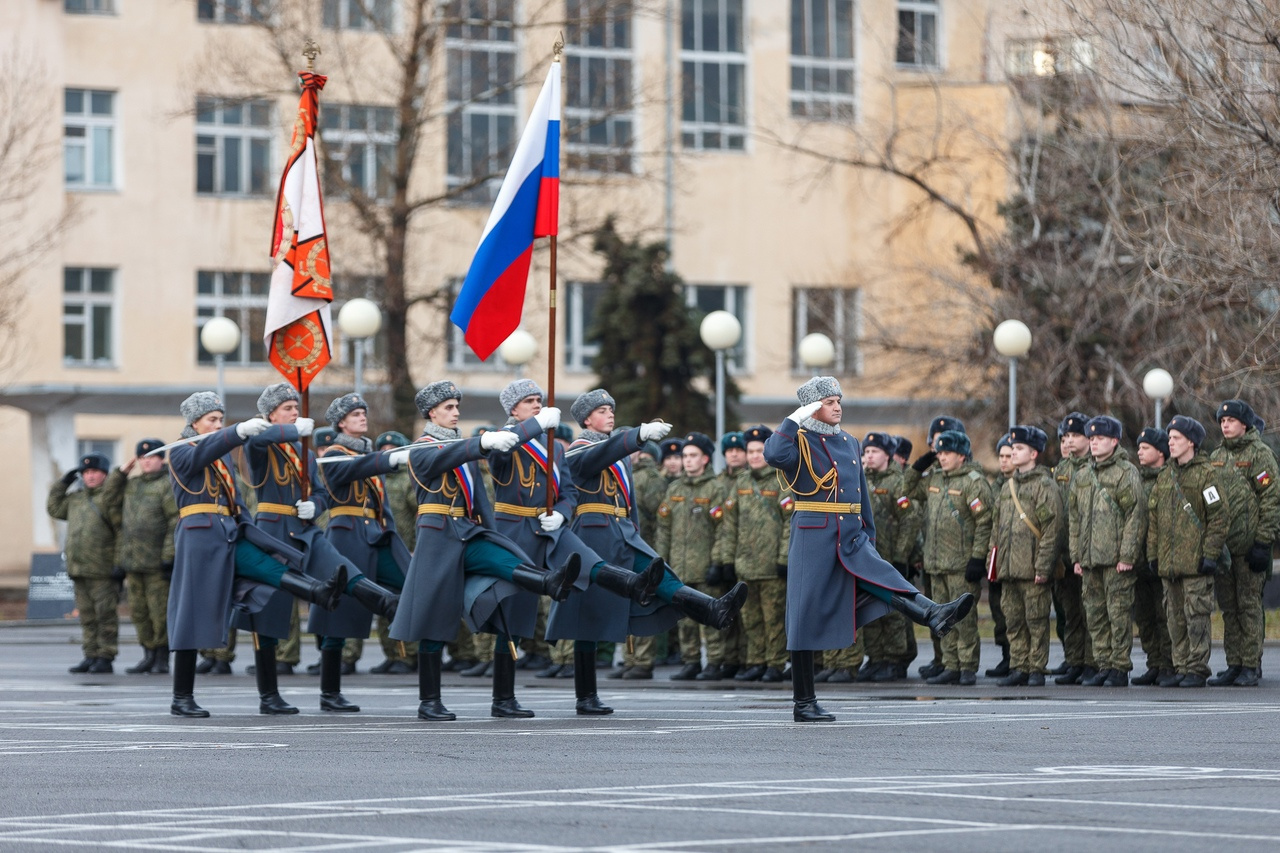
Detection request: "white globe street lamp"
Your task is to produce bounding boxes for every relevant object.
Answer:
[993,319,1032,429]
[798,332,836,376]
[498,329,538,378]
[1143,368,1174,429]
[700,311,743,472]
[338,298,383,395]
[200,316,241,404]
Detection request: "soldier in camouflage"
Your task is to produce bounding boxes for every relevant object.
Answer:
[1069,416,1146,687]
[117,439,179,675]
[714,432,749,678]
[985,435,1015,678]
[1132,428,1174,685]
[606,441,669,680]
[1053,412,1098,685]
[907,417,964,680]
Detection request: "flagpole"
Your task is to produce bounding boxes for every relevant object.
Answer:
[544,40,563,517]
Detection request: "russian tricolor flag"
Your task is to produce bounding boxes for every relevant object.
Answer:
[451,63,560,361]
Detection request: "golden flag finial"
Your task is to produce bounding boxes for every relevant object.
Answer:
[553,31,564,62]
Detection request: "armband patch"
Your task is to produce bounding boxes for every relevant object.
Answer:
[1203,486,1221,505]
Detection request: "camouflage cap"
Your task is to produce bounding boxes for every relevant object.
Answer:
[257,382,301,419]
[325,392,369,427]
[180,391,223,425]
[797,375,842,405]
[415,381,461,417]
[570,389,615,426]
[499,378,543,416]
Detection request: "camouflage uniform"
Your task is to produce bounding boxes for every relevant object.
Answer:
[1134,466,1173,674]
[657,471,725,668]
[860,464,919,670]
[1147,452,1229,678]
[621,453,669,673]
[992,465,1062,674]
[1208,427,1279,672]
[374,466,418,669]
[47,468,127,662]
[714,465,791,671]
[713,464,748,671]
[1069,448,1146,673]
[117,467,178,652]
[1053,455,1094,670]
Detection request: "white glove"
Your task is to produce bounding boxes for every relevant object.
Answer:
[235,417,271,439]
[539,511,565,532]
[480,429,520,453]
[294,417,315,437]
[295,500,316,521]
[388,447,413,468]
[534,407,561,431]
[639,421,672,441]
[788,401,822,423]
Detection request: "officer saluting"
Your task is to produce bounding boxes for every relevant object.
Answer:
[118,439,179,675]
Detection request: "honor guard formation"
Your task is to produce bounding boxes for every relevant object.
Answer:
[50,378,1277,721]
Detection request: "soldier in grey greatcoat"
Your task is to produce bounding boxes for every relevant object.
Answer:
[117,439,178,675]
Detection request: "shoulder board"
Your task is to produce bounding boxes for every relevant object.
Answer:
[1211,461,1225,467]
[947,489,963,496]
[761,489,779,497]
[1236,461,1252,468]
[738,488,753,495]
[968,470,981,480]
[874,488,889,495]
[670,495,685,502]
[928,486,941,493]
[693,497,710,505]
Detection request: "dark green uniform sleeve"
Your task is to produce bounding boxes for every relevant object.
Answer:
[1118,467,1146,565]
[1252,444,1280,544]
[1203,469,1231,559]
[1034,478,1064,580]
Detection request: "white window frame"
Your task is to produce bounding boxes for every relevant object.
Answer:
[195,96,274,197]
[63,267,117,367]
[445,0,519,203]
[792,286,862,375]
[197,0,271,24]
[65,0,116,14]
[681,0,748,152]
[195,271,271,366]
[563,281,605,372]
[565,0,636,174]
[896,0,941,70]
[685,283,750,372]
[322,0,395,31]
[64,88,117,190]
[790,0,857,121]
[321,104,398,201]
[76,439,118,468]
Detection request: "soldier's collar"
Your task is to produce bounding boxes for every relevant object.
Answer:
[799,417,840,435]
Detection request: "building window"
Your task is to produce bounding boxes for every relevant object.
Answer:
[686,283,749,370]
[195,271,270,365]
[681,0,747,151]
[197,0,270,23]
[195,96,273,197]
[63,268,116,366]
[790,0,856,121]
[65,0,115,13]
[64,89,116,190]
[322,0,393,30]
[1005,37,1094,78]
[444,278,507,369]
[564,281,605,372]
[565,0,634,173]
[792,286,861,374]
[445,0,517,203]
[76,440,117,467]
[320,104,397,201]
[896,0,939,68]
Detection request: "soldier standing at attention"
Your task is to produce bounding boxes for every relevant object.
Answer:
[49,452,127,674]
[715,431,749,678]
[719,425,792,683]
[1148,416,1229,688]
[1132,428,1175,686]
[1207,400,1278,687]
[1053,412,1098,684]
[991,426,1061,687]
[986,435,1015,678]
[1068,416,1146,687]
[118,440,179,675]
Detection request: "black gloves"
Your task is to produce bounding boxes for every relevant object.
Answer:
[775,563,788,580]
[110,566,126,582]
[1248,542,1272,574]
[1198,557,1218,576]
[704,564,723,585]
[161,562,174,581]
[964,557,985,583]
[721,564,738,584]
[911,451,938,473]
[60,470,79,487]
[1147,560,1158,578]
[1138,561,1158,580]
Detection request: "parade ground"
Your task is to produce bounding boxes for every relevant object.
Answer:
[2,622,1280,852]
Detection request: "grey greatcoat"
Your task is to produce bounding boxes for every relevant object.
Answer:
[312,443,410,639]
[556,427,681,641]
[387,434,537,645]
[167,427,307,649]
[764,417,918,650]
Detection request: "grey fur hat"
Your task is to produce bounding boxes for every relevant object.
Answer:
[570,389,615,426]
[797,375,842,405]
[415,381,462,417]
[499,379,544,415]
[325,392,368,427]
[257,382,301,418]
[180,391,224,425]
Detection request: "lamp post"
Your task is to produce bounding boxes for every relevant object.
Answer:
[798,332,836,377]
[337,298,383,396]
[1143,368,1174,429]
[699,310,742,472]
[498,329,538,378]
[200,316,241,404]
[993,320,1032,429]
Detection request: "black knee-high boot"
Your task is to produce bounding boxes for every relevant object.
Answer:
[417,650,455,720]
[170,650,209,717]
[671,581,748,630]
[491,650,534,718]
[256,646,298,715]
[349,577,399,621]
[510,553,581,602]
[889,591,975,638]
[319,647,360,712]
[591,559,665,605]
[791,650,834,723]
[574,642,613,715]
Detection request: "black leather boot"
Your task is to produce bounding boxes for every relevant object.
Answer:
[791,650,834,722]
[170,650,209,717]
[125,648,156,675]
[669,662,701,680]
[889,591,975,638]
[985,649,1011,678]
[574,644,613,715]
[491,652,535,718]
[671,582,748,630]
[68,657,94,673]
[592,558,664,606]
[511,554,580,602]
[319,648,360,712]
[418,650,456,720]
[279,566,347,612]
[256,647,298,715]
[152,645,169,675]
[88,657,114,674]
[349,577,399,621]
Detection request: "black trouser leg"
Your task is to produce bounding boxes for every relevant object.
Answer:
[256,645,297,715]
[170,650,209,717]
[574,641,613,715]
[791,650,834,722]
[417,649,455,721]
[319,647,359,712]
[491,648,534,718]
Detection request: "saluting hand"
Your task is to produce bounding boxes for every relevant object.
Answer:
[788,401,823,424]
